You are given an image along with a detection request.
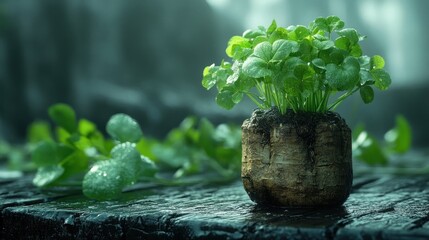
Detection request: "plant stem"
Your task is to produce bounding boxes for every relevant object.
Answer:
[246,93,265,109]
[328,87,359,111]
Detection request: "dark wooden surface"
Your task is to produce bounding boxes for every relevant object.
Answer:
[1,174,429,239]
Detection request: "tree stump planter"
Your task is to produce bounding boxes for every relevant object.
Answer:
[241,108,352,208]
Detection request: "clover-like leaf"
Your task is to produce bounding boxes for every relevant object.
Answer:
[48,103,77,133]
[111,143,142,184]
[353,131,388,165]
[326,15,345,32]
[335,37,350,51]
[313,39,334,50]
[242,56,271,78]
[252,41,272,62]
[226,36,252,59]
[312,58,326,69]
[311,17,330,33]
[326,57,360,91]
[267,20,277,34]
[33,165,65,187]
[106,114,143,143]
[271,39,299,61]
[293,25,310,40]
[268,27,288,43]
[31,140,60,167]
[215,89,236,110]
[27,121,52,143]
[370,55,385,69]
[360,86,374,104]
[384,115,412,154]
[337,28,359,45]
[371,69,391,90]
[82,160,124,200]
[243,28,266,39]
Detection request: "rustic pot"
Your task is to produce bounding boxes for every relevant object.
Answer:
[241,108,352,208]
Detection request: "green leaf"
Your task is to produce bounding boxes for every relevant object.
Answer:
[82,161,124,200]
[313,39,334,50]
[56,127,71,144]
[48,103,77,133]
[242,56,271,78]
[202,64,218,90]
[358,56,370,69]
[243,28,266,39]
[252,41,272,62]
[27,121,52,143]
[371,69,391,90]
[359,69,372,85]
[70,135,93,151]
[326,15,344,32]
[140,156,158,177]
[370,55,385,69]
[225,36,251,58]
[267,20,277,34]
[268,27,288,43]
[111,142,142,184]
[334,37,350,51]
[226,61,240,85]
[284,57,306,70]
[283,74,301,96]
[350,44,362,57]
[311,17,329,33]
[60,150,89,179]
[271,40,299,60]
[234,74,255,93]
[32,140,60,166]
[78,119,97,136]
[384,115,412,154]
[293,25,310,40]
[326,57,360,91]
[312,58,325,69]
[135,137,157,160]
[253,36,268,47]
[33,165,65,187]
[359,86,374,104]
[106,114,143,143]
[329,49,347,65]
[297,39,314,62]
[89,131,109,155]
[199,118,216,157]
[337,28,359,44]
[232,92,244,103]
[353,131,388,165]
[215,90,236,110]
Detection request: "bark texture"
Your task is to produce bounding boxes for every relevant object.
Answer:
[241,108,352,207]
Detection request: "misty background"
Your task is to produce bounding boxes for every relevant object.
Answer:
[0,0,428,147]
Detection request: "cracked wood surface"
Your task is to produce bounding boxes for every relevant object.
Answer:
[1,175,429,239]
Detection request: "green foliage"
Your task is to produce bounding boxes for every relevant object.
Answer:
[202,16,391,114]
[353,115,412,165]
[29,104,241,200]
[106,114,143,143]
[48,103,77,133]
[384,115,412,153]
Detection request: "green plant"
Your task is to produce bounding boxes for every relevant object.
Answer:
[353,115,412,165]
[202,16,391,114]
[29,103,241,200]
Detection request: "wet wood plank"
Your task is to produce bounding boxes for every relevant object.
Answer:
[1,174,429,239]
